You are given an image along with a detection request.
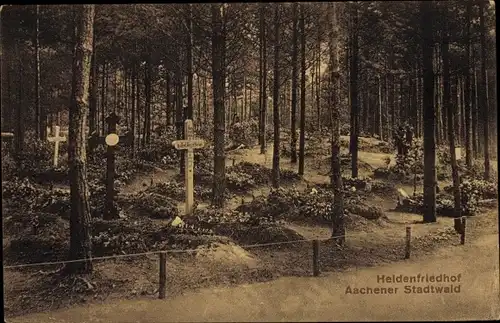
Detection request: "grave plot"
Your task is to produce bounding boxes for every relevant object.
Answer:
[2,3,498,320]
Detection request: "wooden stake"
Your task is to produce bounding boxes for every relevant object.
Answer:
[312,240,320,276]
[405,226,411,259]
[158,252,166,299]
[460,217,466,245]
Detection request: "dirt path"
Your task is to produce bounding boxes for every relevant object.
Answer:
[9,231,498,322]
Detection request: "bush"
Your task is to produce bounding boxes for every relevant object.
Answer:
[1,147,17,180]
[390,139,423,179]
[227,162,270,185]
[230,119,259,147]
[395,190,477,217]
[11,135,54,178]
[124,191,179,219]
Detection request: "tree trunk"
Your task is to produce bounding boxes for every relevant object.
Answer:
[272,4,281,188]
[290,2,299,164]
[433,47,440,146]
[35,5,45,140]
[187,4,194,121]
[89,33,98,135]
[211,3,226,208]
[166,69,171,126]
[361,85,368,134]
[101,62,106,135]
[389,72,395,140]
[131,64,137,157]
[298,4,306,176]
[329,2,345,245]
[114,70,118,113]
[421,0,436,223]
[259,3,267,154]
[124,69,129,128]
[197,74,202,124]
[203,76,208,123]
[349,2,359,178]
[443,35,462,232]
[479,1,490,180]
[464,2,472,168]
[175,51,184,174]
[316,27,321,130]
[66,4,95,274]
[144,54,152,145]
[378,75,383,140]
[15,42,24,155]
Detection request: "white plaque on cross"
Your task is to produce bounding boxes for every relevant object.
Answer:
[455,147,462,160]
[47,125,66,167]
[172,119,206,216]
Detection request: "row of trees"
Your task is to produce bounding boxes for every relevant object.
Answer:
[2,2,495,173]
[1,1,496,273]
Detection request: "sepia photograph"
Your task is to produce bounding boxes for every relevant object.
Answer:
[1,2,498,322]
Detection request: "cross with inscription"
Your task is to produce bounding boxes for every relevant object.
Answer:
[172,119,205,216]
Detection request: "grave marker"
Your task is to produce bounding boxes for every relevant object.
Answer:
[47,126,66,167]
[172,119,205,216]
[104,112,120,220]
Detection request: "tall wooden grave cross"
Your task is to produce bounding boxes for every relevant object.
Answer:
[47,126,67,167]
[172,119,205,216]
[104,112,120,220]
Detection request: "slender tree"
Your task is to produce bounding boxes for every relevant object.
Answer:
[259,3,267,155]
[212,3,226,208]
[479,0,490,180]
[329,2,345,245]
[89,31,98,135]
[464,0,473,169]
[349,2,359,178]
[34,4,45,140]
[421,0,437,223]
[442,28,462,232]
[290,3,299,164]
[144,53,152,145]
[298,4,306,176]
[66,4,95,274]
[271,3,280,188]
[187,4,194,121]
[131,63,137,157]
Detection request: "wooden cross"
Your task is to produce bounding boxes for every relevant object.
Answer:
[172,119,205,216]
[88,130,133,152]
[47,126,67,167]
[104,112,120,220]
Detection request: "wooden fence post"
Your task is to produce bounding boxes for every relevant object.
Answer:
[312,240,320,276]
[158,252,167,299]
[405,226,411,259]
[460,217,466,245]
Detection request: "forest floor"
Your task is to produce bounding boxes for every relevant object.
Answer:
[8,222,499,322]
[3,135,499,319]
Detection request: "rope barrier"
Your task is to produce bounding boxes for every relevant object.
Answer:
[3,220,464,270]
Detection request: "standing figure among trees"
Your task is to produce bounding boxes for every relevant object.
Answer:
[403,123,414,156]
[393,125,405,155]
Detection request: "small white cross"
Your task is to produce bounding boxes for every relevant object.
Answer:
[47,126,66,167]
